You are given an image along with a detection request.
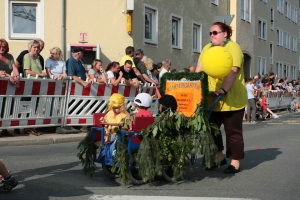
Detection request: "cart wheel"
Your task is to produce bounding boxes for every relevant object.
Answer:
[102,163,119,179]
[162,166,177,182]
[129,160,145,185]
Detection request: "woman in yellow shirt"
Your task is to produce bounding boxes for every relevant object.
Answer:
[195,22,247,173]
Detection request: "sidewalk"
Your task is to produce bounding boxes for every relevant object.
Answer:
[0,131,87,147]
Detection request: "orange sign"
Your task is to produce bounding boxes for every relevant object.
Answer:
[165,81,202,117]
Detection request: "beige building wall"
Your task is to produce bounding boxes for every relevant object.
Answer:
[1,0,229,71]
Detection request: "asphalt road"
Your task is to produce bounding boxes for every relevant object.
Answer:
[1,112,300,200]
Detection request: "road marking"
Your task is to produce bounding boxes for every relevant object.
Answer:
[88,195,255,200]
[288,123,300,124]
[267,123,283,124]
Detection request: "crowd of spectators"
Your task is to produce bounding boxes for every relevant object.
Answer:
[244,72,300,122]
[1,39,192,136]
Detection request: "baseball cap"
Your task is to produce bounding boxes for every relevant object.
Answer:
[135,49,144,55]
[254,75,259,79]
[72,47,85,53]
[134,93,152,107]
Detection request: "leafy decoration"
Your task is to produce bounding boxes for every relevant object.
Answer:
[77,129,99,177]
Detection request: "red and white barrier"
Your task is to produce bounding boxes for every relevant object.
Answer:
[64,81,158,126]
[0,78,67,130]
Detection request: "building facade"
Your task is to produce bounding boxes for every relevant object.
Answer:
[232,0,300,79]
[0,0,228,71]
[1,0,299,79]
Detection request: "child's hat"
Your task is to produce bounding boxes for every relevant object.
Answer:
[134,93,152,108]
[158,94,178,111]
[108,93,125,111]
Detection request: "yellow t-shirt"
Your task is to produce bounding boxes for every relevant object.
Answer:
[103,110,129,141]
[119,55,136,68]
[199,41,247,111]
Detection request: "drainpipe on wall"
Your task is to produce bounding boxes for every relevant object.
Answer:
[227,0,230,15]
[62,0,66,57]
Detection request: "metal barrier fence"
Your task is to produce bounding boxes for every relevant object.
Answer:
[256,90,300,110]
[2,77,299,130]
[0,77,158,130]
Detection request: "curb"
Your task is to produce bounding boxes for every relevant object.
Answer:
[0,133,86,147]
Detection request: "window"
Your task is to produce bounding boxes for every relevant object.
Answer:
[144,4,158,45]
[211,0,218,5]
[270,7,274,30]
[171,14,182,49]
[192,22,202,53]
[283,63,290,78]
[285,32,290,49]
[292,6,297,23]
[276,62,283,78]
[277,28,284,46]
[292,36,297,52]
[257,57,266,76]
[258,18,267,40]
[286,2,291,19]
[6,0,44,40]
[241,0,251,22]
[277,0,284,14]
[291,65,296,79]
[270,42,274,65]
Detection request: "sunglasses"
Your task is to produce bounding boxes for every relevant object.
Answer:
[209,31,223,36]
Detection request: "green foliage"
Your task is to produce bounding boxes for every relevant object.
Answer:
[77,130,99,177]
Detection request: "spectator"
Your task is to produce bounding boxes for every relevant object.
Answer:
[105,61,123,86]
[246,78,257,123]
[159,59,171,80]
[156,62,162,81]
[120,46,145,83]
[282,77,289,89]
[261,93,268,120]
[118,60,139,88]
[0,38,20,137]
[185,66,195,72]
[133,49,158,85]
[275,79,285,91]
[254,75,263,89]
[15,39,44,77]
[145,63,159,85]
[0,161,18,194]
[88,59,107,84]
[171,69,177,73]
[23,40,47,79]
[67,47,93,88]
[45,47,67,80]
[290,97,300,112]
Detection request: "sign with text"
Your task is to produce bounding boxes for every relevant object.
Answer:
[79,32,88,43]
[165,81,202,117]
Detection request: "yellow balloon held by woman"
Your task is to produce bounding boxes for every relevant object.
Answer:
[202,46,233,78]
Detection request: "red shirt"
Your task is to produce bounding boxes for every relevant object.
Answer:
[136,109,153,117]
[261,97,267,110]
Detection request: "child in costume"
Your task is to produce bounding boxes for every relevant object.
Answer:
[102,93,130,142]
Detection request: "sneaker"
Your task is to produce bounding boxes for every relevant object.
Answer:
[24,128,41,136]
[0,177,18,193]
[249,121,257,123]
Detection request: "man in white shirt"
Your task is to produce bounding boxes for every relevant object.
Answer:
[159,58,171,81]
[246,78,257,123]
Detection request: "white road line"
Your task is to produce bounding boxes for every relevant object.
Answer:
[288,123,300,124]
[267,123,283,124]
[88,195,255,200]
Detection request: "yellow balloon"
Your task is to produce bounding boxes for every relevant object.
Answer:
[202,46,233,78]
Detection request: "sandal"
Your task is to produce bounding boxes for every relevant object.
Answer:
[24,128,42,136]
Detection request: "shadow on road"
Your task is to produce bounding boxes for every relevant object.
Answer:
[6,161,121,199]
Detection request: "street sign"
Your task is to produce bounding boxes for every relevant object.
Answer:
[79,32,88,43]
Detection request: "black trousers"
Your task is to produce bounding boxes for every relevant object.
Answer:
[209,108,245,160]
